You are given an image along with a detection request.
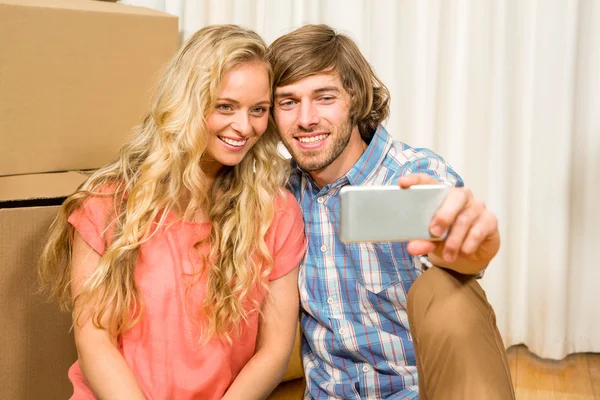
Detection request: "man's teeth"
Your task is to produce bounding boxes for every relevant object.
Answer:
[298,134,328,144]
[220,137,246,146]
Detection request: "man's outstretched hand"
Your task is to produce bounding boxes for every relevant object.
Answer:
[398,173,500,275]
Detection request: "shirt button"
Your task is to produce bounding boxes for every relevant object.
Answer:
[317,197,325,204]
[327,297,334,304]
[320,245,327,253]
[362,365,370,372]
[339,328,345,335]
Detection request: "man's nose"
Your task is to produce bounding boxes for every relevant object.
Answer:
[298,101,320,130]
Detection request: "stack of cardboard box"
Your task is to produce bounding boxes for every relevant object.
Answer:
[0,0,179,398]
[0,1,306,398]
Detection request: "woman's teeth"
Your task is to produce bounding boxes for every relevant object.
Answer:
[298,134,328,144]
[220,137,246,147]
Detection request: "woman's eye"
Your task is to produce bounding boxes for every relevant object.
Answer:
[251,107,268,116]
[216,104,233,112]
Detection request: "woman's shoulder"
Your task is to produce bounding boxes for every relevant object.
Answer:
[67,182,125,255]
[266,188,306,279]
[268,188,305,243]
[272,188,301,218]
[74,182,125,217]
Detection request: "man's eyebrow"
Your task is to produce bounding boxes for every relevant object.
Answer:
[274,86,341,100]
[314,86,340,94]
[274,92,294,100]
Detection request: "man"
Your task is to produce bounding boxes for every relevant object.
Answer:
[268,25,515,399]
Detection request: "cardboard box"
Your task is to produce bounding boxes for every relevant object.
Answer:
[0,172,88,400]
[268,379,306,399]
[0,1,179,397]
[0,0,180,175]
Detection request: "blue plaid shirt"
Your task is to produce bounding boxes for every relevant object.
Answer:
[288,126,464,399]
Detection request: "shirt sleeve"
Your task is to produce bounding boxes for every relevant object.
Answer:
[67,191,119,256]
[395,148,464,188]
[267,190,307,281]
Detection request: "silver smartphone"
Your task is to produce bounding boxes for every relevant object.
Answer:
[339,184,450,243]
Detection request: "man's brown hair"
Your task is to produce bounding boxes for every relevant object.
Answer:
[268,24,390,141]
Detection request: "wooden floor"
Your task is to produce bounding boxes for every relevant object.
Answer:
[270,345,600,399]
[508,345,600,399]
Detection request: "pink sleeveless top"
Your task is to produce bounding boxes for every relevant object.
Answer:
[67,190,306,399]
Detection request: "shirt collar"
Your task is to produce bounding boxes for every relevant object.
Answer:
[345,125,391,186]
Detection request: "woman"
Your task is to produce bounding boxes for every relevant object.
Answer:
[38,25,305,400]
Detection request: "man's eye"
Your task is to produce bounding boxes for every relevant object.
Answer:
[279,100,295,108]
[320,96,335,102]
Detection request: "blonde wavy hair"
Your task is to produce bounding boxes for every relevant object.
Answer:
[38,25,289,342]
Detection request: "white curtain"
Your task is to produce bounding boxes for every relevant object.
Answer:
[120,0,600,360]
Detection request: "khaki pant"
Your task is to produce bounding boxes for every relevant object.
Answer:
[407,266,516,400]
